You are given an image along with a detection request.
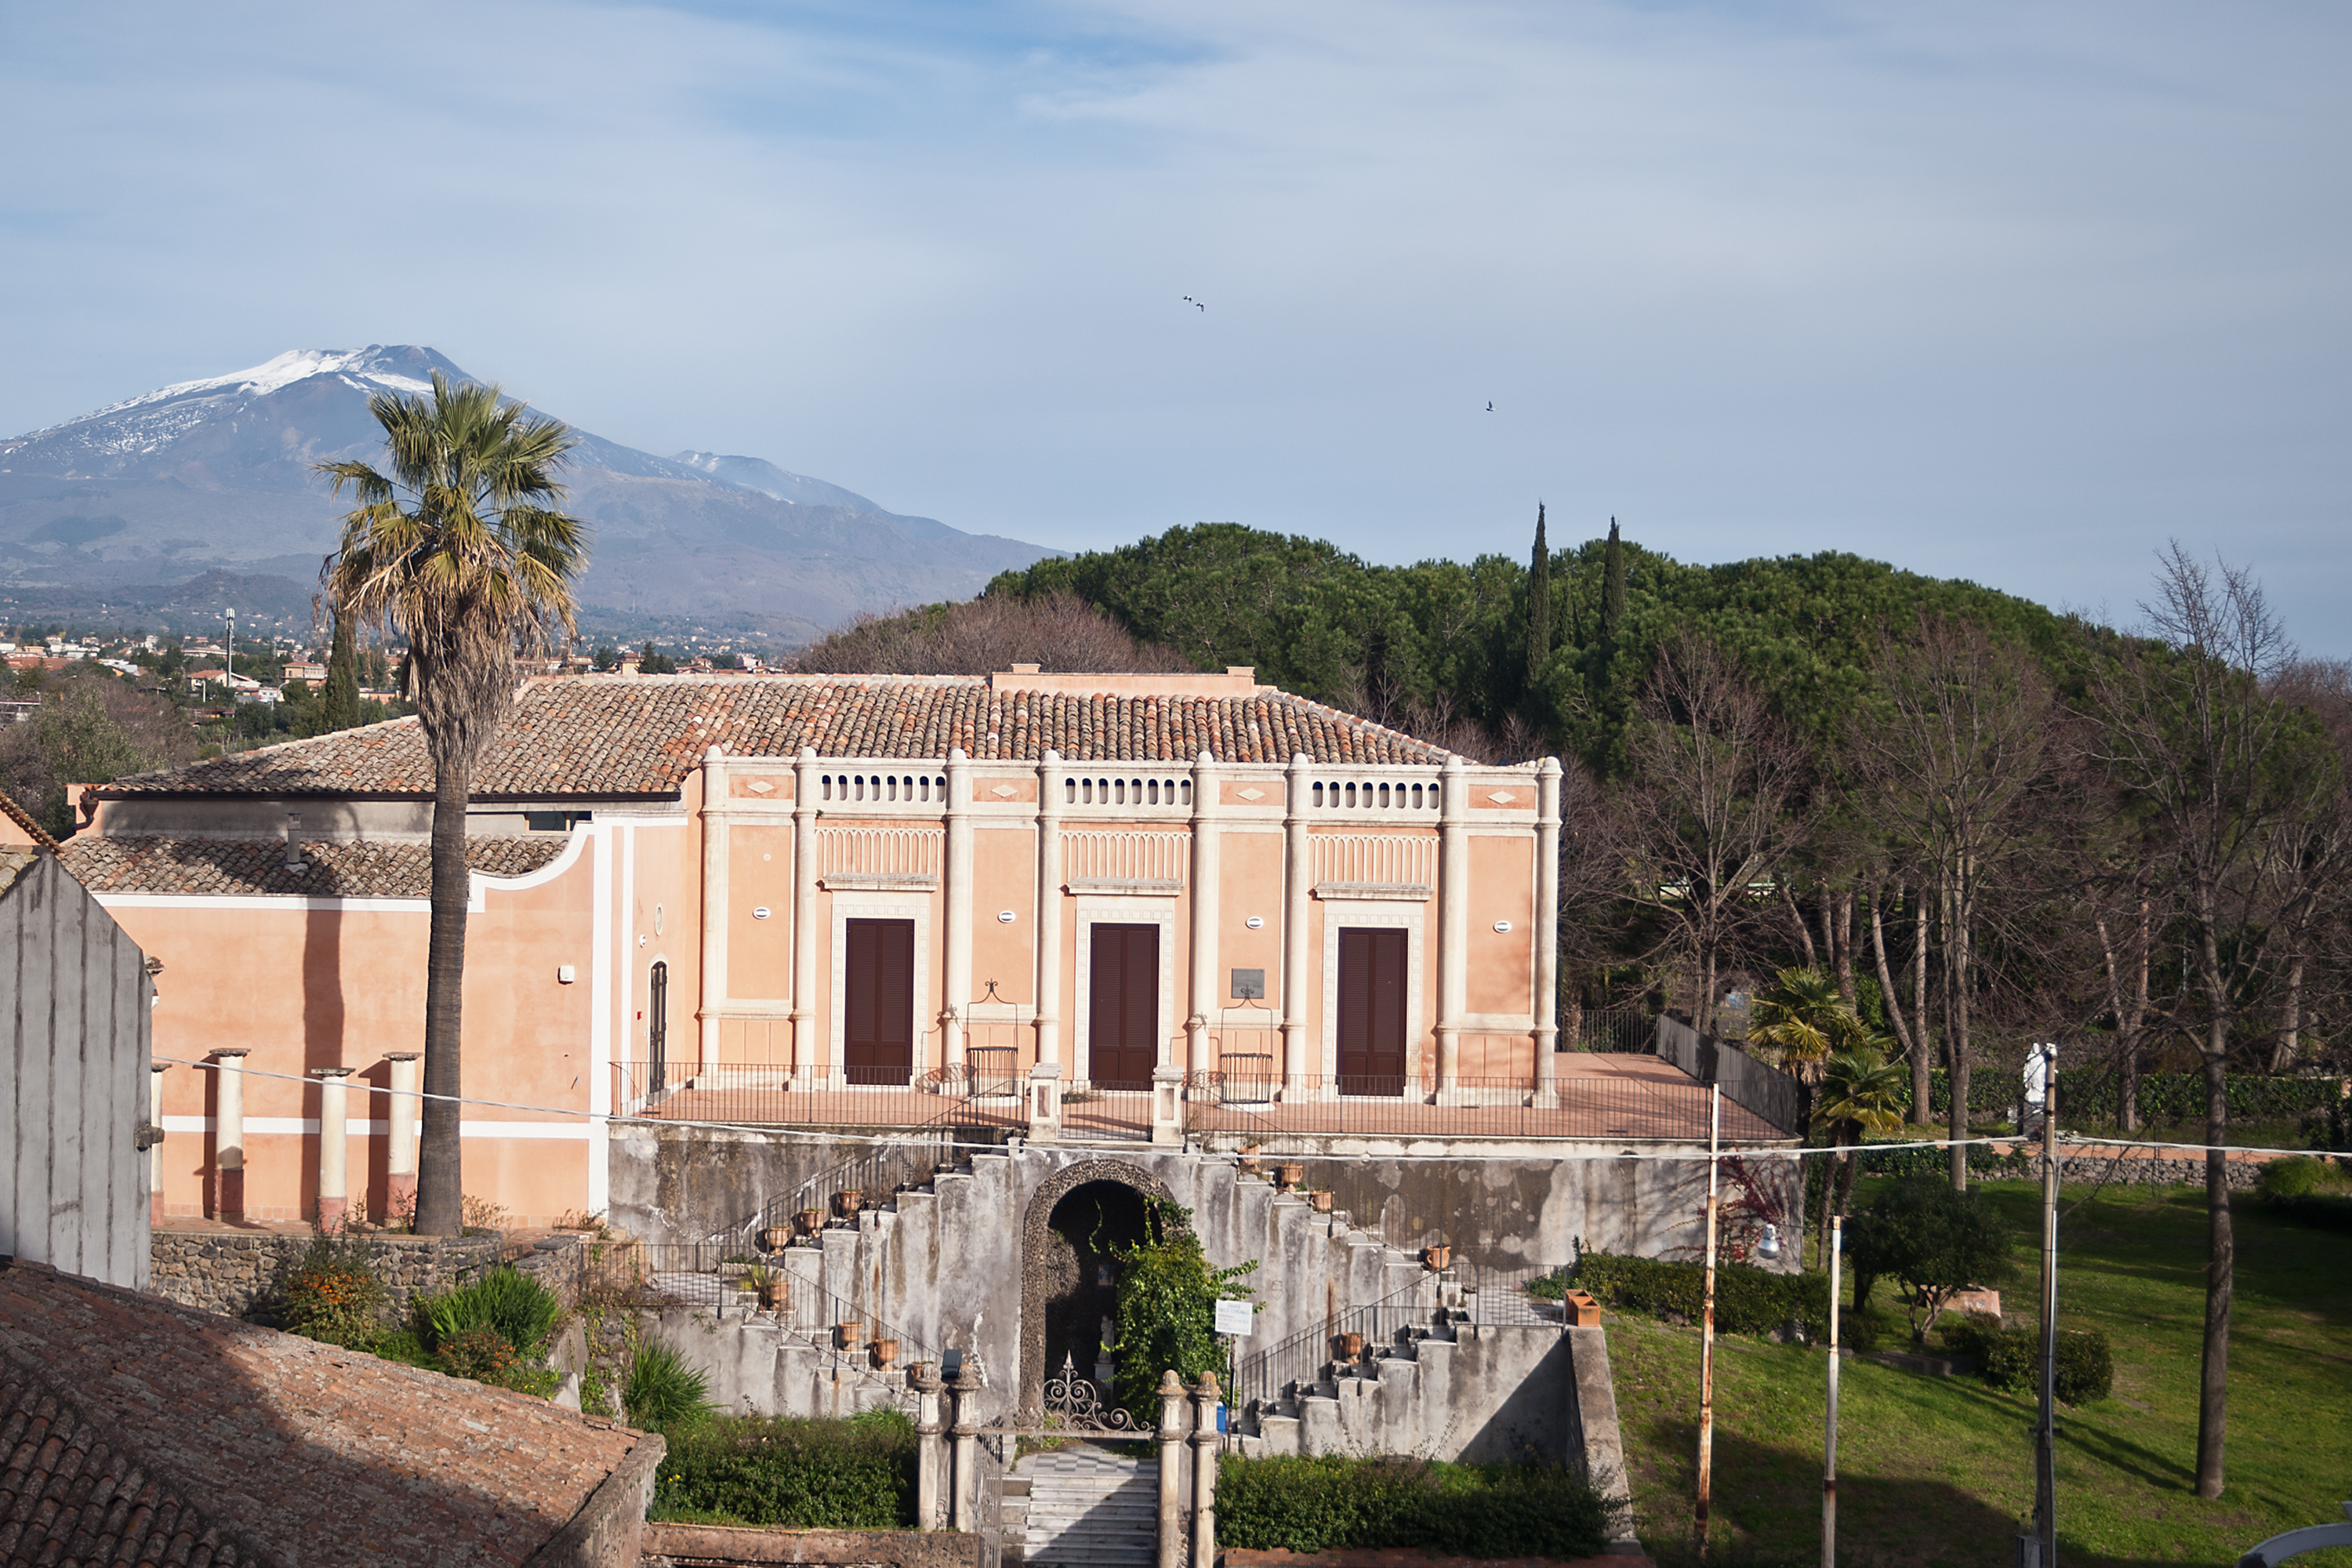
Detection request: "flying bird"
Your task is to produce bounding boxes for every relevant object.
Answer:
[1486,401,1494,412]
[1182,296,1205,311]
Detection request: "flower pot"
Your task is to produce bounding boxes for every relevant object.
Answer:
[872,1338,899,1368]
[837,1321,863,1351]
[760,1226,792,1252]
[761,1280,789,1311]
[1237,1154,1261,1176]
[798,1209,826,1236]
[1422,1246,1452,1272]
[1309,1190,1334,1213]
[834,1190,862,1218]
[1277,1163,1306,1190]
[1338,1331,1366,1359]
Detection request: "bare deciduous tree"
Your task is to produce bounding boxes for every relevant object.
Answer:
[1621,635,1805,1018]
[796,590,1195,677]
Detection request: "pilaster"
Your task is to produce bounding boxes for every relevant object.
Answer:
[1436,755,1469,1102]
[1534,757,1563,1100]
[699,746,728,1062]
[1035,749,1065,1074]
[1187,750,1219,1076]
[1282,753,1313,1088]
[793,746,822,1084]
[943,746,975,1069]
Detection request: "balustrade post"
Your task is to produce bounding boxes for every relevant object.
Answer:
[1190,1370,1222,1568]
[949,1360,980,1530]
[914,1363,948,1529]
[1157,1370,1189,1568]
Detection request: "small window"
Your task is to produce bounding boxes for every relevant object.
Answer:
[527,810,590,832]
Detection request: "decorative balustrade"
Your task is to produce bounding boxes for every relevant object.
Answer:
[818,825,944,878]
[1308,832,1436,887]
[815,770,949,806]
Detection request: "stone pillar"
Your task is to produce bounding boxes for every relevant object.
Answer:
[212,1049,249,1221]
[914,1363,948,1529]
[1187,750,1219,1078]
[944,746,975,1070]
[1281,753,1314,1091]
[1189,1370,1222,1568]
[699,746,729,1064]
[1156,1370,1189,1568]
[1035,750,1066,1078]
[385,1051,420,1220]
[793,746,823,1085]
[314,1067,354,1230]
[1436,755,1469,1104]
[1151,1063,1186,1146]
[148,1062,169,1226]
[1534,757,1563,1102]
[948,1362,980,1530]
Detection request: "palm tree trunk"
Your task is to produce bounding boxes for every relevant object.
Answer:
[416,761,471,1236]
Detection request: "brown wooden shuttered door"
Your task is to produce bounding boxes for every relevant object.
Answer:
[844,919,916,1085]
[1338,927,1408,1096]
[1087,924,1160,1091]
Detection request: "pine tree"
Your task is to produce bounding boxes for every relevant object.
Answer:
[1525,503,1552,695]
[323,614,361,732]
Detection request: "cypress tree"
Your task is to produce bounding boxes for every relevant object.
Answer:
[1525,503,1552,694]
[323,613,361,732]
[1599,517,1625,648]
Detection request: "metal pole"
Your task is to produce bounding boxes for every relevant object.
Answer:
[1696,1083,1721,1560]
[1824,1214,1841,1568]
[2034,1044,2060,1568]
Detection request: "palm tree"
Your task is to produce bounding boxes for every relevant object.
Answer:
[1813,1042,1910,1263]
[318,372,586,1236]
[1748,965,1870,1076]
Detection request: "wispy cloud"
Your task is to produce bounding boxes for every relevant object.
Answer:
[4,0,2347,646]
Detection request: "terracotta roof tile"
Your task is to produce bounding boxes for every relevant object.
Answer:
[93,675,1452,800]
[56,835,567,898]
[0,1259,648,1568]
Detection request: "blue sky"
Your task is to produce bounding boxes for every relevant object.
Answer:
[4,1,2347,648]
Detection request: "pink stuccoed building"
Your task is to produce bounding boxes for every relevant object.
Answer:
[65,666,1590,1229]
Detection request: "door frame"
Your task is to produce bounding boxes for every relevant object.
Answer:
[829,895,931,1090]
[1319,900,1425,1091]
[1072,899,1174,1090]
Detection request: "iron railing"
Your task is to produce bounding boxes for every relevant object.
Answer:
[1567,1003,1653,1054]
[1654,1014,1805,1135]
[612,1058,1029,1132]
[1185,1073,1781,1144]
[1233,1276,1442,1414]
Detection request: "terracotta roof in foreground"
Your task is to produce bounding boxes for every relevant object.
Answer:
[0,1258,648,1568]
[93,674,1455,799]
[0,787,53,848]
[59,833,568,898]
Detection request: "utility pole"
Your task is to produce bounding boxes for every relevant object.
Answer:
[1695,1085,1722,1561]
[2033,1042,2060,1568]
[1824,1214,1842,1568]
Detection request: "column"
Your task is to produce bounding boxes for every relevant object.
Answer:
[1436,756,1469,1104]
[944,746,975,1069]
[793,746,823,1085]
[214,1048,251,1221]
[1186,751,1219,1077]
[314,1067,354,1230]
[948,1362,980,1530]
[1189,1370,1222,1568]
[1534,757,1563,1103]
[1281,754,1314,1092]
[148,1062,169,1226]
[385,1051,421,1221]
[1156,1370,1189,1568]
[699,746,728,1063]
[914,1363,948,1530]
[1035,750,1065,1077]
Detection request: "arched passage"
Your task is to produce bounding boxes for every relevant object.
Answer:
[1019,1159,1173,1419]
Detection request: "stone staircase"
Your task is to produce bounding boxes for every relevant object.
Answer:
[1009,1446,1160,1568]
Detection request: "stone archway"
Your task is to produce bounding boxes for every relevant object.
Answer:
[1020,1157,1174,1420]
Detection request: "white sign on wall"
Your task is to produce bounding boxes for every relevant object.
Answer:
[1214,1299,1254,1337]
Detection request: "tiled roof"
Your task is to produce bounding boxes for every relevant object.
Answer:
[0,1258,646,1568]
[0,789,52,848]
[0,848,35,902]
[58,835,568,898]
[93,675,1454,800]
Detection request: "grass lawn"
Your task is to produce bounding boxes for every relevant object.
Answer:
[1608,1178,2350,1568]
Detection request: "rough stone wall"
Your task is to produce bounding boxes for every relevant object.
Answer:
[2053,1156,2266,1189]
[147,1231,504,1319]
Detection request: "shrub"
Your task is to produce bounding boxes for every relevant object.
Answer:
[439,1325,521,1383]
[625,1342,717,1433]
[278,1236,390,1348]
[1113,1199,1257,1424]
[417,1265,562,1359]
[1573,1251,1831,1338]
[2257,1156,2350,1201]
[1215,1455,1618,1559]
[652,1413,917,1527]
[1941,1317,2114,1405]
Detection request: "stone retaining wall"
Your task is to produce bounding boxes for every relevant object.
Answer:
[147,1231,506,1319]
[2054,1156,2265,1190]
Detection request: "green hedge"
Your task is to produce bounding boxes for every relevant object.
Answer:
[1573,1251,1831,1338]
[1216,1455,1617,1559]
[1923,1069,2336,1126]
[2256,1156,2352,1232]
[1940,1318,2114,1405]
[651,1410,917,1528]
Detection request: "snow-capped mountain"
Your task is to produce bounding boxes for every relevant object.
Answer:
[0,347,1053,637]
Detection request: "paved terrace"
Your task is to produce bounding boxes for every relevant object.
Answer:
[616,1051,1788,1144]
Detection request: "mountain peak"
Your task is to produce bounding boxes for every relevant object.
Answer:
[40,346,470,438]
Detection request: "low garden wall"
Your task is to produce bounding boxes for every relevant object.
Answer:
[640,1523,980,1568]
[147,1230,579,1320]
